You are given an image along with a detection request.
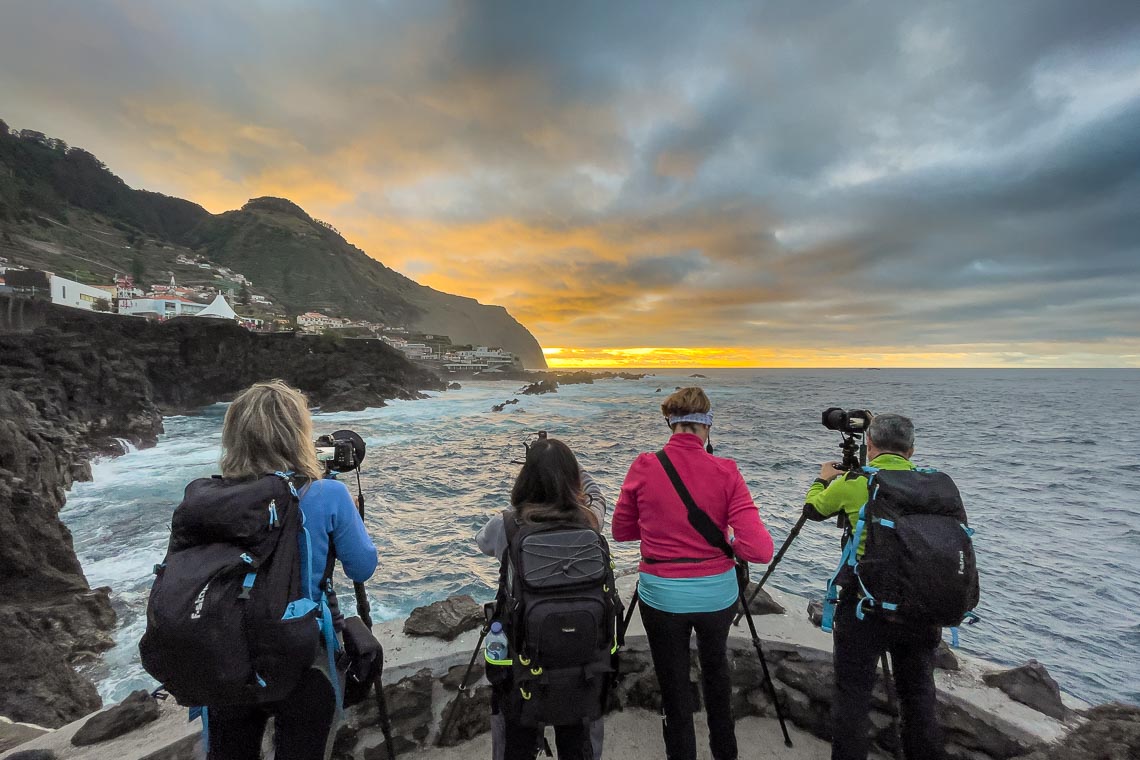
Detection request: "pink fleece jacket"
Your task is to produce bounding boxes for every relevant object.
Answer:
[612,433,774,578]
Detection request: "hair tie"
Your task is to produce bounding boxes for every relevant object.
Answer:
[668,412,713,427]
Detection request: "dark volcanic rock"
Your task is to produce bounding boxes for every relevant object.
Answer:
[1017,702,1140,760]
[436,685,492,746]
[403,595,482,641]
[491,398,519,412]
[0,720,50,754]
[519,380,558,395]
[0,594,111,727]
[6,751,58,760]
[441,660,485,691]
[448,382,462,390]
[0,297,444,726]
[982,660,1069,720]
[934,641,960,671]
[735,582,787,616]
[71,690,159,746]
[807,599,824,628]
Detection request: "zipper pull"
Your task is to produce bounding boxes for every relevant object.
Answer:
[268,500,280,528]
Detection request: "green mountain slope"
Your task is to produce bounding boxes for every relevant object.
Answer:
[0,120,547,368]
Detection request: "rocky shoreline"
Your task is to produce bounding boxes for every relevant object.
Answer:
[4,580,1136,760]
[0,296,444,727]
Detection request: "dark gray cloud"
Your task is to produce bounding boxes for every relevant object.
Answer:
[1,0,1138,362]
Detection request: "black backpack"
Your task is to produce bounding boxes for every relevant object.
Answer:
[494,513,622,727]
[139,472,330,707]
[823,468,980,630]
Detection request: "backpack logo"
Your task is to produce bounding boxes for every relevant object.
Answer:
[190,583,209,619]
[958,551,965,575]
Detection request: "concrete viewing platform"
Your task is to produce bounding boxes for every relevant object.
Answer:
[0,577,1092,760]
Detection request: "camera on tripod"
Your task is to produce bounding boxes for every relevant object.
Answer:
[821,407,873,471]
[315,429,367,473]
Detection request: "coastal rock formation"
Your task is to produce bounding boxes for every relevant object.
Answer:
[436,686,492,747]
[402,595,483,641]
[519,380,558,395]
[1017,702,1140,760]
[736,582,787,616]
[0,719,49,754]
[0,297,443,727]
[982,660,1069,721]
[71,691,159,746]
[4,586,1093,760]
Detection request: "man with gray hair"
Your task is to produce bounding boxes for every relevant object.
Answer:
[803,413,945,760]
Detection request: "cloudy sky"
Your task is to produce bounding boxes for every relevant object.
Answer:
[2,0,1139,366]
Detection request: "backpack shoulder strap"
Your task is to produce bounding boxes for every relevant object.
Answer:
[655,450,733,559]
[502,509,521,546]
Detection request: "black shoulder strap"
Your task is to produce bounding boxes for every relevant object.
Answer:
[655,450,734,559]
[502,509,521,546]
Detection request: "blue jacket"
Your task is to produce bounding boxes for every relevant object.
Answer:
[298,479,378,600]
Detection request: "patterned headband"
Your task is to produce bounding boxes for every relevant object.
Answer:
[668,412,713,427]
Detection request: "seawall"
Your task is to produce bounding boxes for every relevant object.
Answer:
[0,297,445,727]
[1,579,1098,760]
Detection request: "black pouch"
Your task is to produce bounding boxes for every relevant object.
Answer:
[340,615,383,707]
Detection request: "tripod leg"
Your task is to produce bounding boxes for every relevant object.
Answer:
[735,513,808,626]
[373,674,397,760]
[737,585,793,748]
[439,627,489,744]
[879,653,903,760]
[619,584,639,641]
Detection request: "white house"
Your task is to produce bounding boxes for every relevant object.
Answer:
[118,296,207,320]
[50,274,112,311]
[454,346,517,369]
[297,311,337,332]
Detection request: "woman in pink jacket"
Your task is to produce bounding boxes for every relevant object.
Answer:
[612,387,774,760]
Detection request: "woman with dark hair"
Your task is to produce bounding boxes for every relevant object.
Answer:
[612,387,774,760]
[476,437,607,760]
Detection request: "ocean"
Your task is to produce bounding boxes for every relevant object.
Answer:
[61,369,1140,707]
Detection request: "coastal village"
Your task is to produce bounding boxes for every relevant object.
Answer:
[0,257,522,374]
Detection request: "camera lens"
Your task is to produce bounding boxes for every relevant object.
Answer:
[822,407,846,431]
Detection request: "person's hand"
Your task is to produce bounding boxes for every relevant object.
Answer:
[819,462,844,481]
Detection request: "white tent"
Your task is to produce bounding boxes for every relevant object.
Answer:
[194,293,238,320]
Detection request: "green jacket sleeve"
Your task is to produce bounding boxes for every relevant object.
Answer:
[804,473,868,522]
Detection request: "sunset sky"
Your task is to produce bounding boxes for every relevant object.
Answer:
[2,1,1139,367]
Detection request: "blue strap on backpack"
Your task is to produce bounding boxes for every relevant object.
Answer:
[285,473,344,715]
[821,468,878,632]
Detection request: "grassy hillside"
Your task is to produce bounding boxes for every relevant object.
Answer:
[0,120,546,367]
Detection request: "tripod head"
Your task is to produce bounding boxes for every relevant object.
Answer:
[837,432,867,472]
[509,430,549,465]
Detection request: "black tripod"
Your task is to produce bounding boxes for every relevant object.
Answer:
[620,572,794,749]
[328,465,397,760]
[738,430,865,619]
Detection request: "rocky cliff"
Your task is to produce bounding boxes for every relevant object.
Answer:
[0,297,444,726]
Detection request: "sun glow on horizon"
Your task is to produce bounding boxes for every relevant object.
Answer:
[541,346,1140,369]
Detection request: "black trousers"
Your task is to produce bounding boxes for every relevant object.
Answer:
[206,667,336,760]
[492,683,593,760]
[831,596,943,760]
[503,719,591,760]
[640,602,737,760]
